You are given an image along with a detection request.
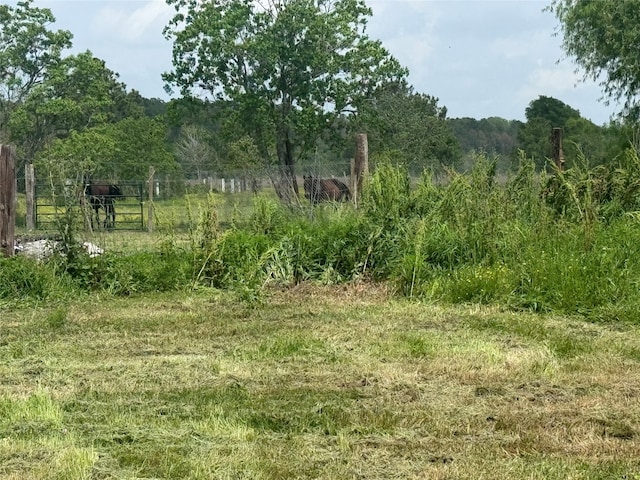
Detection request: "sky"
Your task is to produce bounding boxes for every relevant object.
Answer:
[27,0,620,126]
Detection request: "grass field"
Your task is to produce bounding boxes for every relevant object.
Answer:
[2,283,640,479]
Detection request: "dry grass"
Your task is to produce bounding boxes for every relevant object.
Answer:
[1,284,640,479]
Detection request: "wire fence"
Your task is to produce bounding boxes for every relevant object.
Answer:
[16,160,357,232]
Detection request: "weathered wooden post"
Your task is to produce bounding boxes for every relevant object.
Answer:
[351,133,369,207]
[0,144,16,257]
[25,163,35,230]
[147,166,155,233]
[551,127,565,171]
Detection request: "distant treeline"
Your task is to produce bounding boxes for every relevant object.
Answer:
[447,116,520,169]
[448,96,633,173]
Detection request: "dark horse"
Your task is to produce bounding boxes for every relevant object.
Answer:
[84,183,123,230]
[303,175,351,204]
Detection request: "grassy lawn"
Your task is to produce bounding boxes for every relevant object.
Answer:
[2,284,640,479]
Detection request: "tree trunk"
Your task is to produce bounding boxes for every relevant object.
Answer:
[274,119,298,204]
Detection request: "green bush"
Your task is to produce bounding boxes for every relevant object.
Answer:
[9,149,640,323]
[0,256,77,305]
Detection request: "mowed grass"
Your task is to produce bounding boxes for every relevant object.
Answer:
[2,284,640,479]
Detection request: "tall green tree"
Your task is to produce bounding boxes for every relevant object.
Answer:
[163,0,407,200]
[516,95,582,168]
[10,51,142,167]
[0,0,73,142]
[548,0,640,118]
[37,117,177,182]
[356,82,461,173]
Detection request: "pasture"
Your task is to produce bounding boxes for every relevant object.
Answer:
[5,157,640,478]
[2,285,640,479]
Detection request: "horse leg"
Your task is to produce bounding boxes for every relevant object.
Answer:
[92,204,100,230]
[108,203,114,229]
[105,204,110,229]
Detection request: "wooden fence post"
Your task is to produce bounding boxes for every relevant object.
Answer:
[147,166,155,233]
[551,127,565,171]
[25,163,35,230]
[352,133,369,207]
[0,144,16,257]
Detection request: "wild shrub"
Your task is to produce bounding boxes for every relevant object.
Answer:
[255,210,365,286]
[198,229,271,290]
[250,194,290,235]
[361,154,412,224]
[0,256,77,305]
[506,152,547,224]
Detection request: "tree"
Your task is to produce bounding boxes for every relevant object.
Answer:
[447,117,520,172]
[36,117,178,183]
[548,0,640,118]
[174,124,217,180]
[9,51,141,167]
[525,95,580,128]
[99,117,178,181]
[163,0,407,201]
[356,82,461,173]
[0,0,73,142]
[35,128,117,182]
[516,95,583,168]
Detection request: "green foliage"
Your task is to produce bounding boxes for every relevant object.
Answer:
[10,51,136,152]
[548,0,640,116]
[517,96,582,168]
[36,117,178,181]
[525,95,581,127]
[447,116,520,170]
[11,146,640,322]
[357,83,461,171]
[0,0,73,142]
[361,155,412,223]
[163,0,407,195]
[0,256,76,305]
[47,248,192,296]
[98,117,178,180]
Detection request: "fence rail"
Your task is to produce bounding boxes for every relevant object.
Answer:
[34,181,145,231]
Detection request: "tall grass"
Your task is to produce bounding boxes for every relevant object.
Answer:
[6,149,640,321]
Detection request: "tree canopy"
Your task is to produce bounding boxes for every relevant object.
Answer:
[9,51,143,167]
[515,95,622,168]
[163,0,407,199]
[356,83,461,172]
[0,0,72,142]
[548,0,640,119]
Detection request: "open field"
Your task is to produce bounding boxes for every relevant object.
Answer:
[2,284,640,479]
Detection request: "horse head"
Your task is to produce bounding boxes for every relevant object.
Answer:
[109,184,123,198]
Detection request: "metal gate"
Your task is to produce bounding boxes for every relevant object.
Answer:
[34,181,145,231]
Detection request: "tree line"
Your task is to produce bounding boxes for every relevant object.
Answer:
[1,0,639,197]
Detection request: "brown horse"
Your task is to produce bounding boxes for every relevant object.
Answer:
[303,175,351,204]
[84,183,123,230]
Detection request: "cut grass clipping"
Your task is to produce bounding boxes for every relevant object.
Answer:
[2,284,640,479]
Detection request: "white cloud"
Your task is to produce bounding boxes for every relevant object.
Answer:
[93,0,173,43]
[520,64,580,99]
